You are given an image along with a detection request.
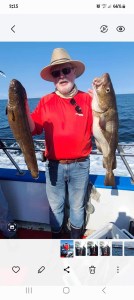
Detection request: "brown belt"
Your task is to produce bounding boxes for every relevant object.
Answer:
[49,157,88,164]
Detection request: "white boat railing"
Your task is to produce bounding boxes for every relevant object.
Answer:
[0,138,134,183]
[117,145,134,183]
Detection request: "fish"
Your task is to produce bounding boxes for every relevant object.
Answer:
[7,79,39,179]
[92,73,118,186]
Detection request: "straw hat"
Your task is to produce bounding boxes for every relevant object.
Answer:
[40,48,85,81]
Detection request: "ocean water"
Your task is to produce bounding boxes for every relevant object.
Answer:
[0,94,134,175]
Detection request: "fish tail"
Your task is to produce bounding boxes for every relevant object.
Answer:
[31,169,39,179]
[104,172,115,186]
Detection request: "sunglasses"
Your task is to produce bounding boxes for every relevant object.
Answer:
[70,98,83,115]
[51,67,73,78]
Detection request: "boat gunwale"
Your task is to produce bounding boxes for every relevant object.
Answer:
[0,168,134,191]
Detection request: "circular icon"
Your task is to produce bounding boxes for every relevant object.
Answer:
[100,25,108,33]
[63,287,70,294]
[116,26,125,32]
[7,222,17,232]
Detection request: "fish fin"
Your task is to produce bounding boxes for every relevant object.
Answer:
[7,109,15,121]
[95,139,102,152]
[11,110,15,121]
[90,185,101,202]
[99,115,106,130]
[104,172,115,186]
[103,157,108,168]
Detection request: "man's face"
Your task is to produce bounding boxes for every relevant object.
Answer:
[51,63,76,95]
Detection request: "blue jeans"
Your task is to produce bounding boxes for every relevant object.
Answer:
[45,157,90,232]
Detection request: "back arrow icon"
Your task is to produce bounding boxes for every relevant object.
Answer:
[11,25,15,33]
[102,287,106,294]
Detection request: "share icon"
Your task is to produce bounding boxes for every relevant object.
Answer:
[64,266,70,273]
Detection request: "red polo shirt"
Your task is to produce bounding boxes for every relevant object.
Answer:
[31,91,93,160]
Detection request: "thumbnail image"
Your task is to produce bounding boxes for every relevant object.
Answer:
[99,241,111,256]
[87,241,98,256]
[75,240,86,256]
[60,240,74,258]
[112,241,123,256]
[124,242,134,256]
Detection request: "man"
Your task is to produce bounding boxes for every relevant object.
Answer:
[26,48,93,239]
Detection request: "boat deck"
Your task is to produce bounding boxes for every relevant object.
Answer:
[0,228,72,239]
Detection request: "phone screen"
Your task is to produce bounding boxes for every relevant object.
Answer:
[0,1,134,299]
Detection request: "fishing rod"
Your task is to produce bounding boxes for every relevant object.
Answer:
[0,70,6,78]
[0,140,24,175]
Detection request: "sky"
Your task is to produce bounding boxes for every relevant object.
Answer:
[0,42,134,99]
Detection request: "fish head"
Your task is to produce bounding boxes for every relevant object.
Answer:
[92,73,116,112]
[8,79,27,106]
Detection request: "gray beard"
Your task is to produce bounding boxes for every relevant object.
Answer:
[55,84,78,98]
